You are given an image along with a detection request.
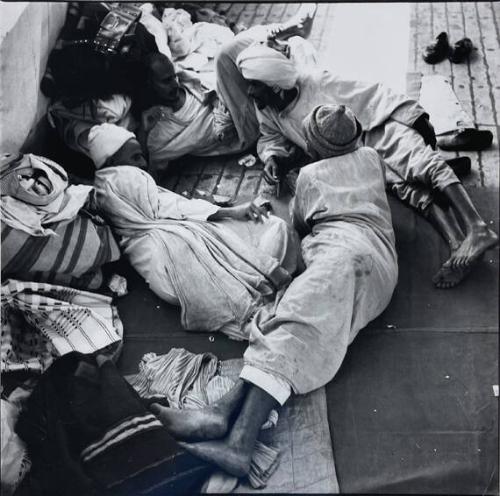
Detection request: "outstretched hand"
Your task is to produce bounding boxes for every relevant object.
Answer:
[231,200,270,222]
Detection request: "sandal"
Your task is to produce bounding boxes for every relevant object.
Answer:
[438,128,493,151]
[422,32,451,64]
[449,37,474,63]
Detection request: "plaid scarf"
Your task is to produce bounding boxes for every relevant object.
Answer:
[1,280,123,374]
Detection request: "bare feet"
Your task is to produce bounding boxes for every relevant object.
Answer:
[178,439,252,477]
[432,259,473,289]
[450,224,498,268]
[151,380,247,441]
[151,403,228,441]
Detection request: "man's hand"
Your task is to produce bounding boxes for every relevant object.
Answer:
[412,114,437,150]
[208,200,270,223]
[263,156,280,185]
[230,200,269,222]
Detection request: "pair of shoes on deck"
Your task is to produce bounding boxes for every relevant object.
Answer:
[423,32,474,64]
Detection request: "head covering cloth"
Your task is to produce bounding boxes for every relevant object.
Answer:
[87,123,136,168]
[236,42,299,90]
[0,154,92,236]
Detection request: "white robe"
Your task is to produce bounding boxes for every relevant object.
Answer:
[93,166,299,339]
[241,147,398,400]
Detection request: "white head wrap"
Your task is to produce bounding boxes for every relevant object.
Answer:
[87,123,136,168]
[236,43,298,90]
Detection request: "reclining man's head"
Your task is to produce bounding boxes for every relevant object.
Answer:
[0,154,68,206]
[302,104,363,161]
[237,41,298,110]
[88,123,147,170]
[18,169,52,196]
[147,53,181,107]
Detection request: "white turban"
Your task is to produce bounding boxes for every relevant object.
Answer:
[87,123,136,168]
[236,43,298,90]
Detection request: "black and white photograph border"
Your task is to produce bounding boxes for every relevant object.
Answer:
[0,2,498,495]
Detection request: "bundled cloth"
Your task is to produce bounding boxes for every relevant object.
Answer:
[1,399,31,496]
[15,353,212,496]
[128,349,280,491]
[1,279,123,374]
[1,154,120,290]
[48,94,135,158]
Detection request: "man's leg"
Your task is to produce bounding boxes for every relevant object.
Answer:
[179,384,279,477]
[425,202,478,288]
[365,121,498,280]
[215,27,271,151]
[441,183,498,267]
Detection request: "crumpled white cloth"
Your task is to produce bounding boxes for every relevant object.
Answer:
[1,399,31,496]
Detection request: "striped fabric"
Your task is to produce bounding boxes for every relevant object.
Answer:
[1,279,123,373]
[1,213,121,290]
[81,413,163,463]
[129,348,219,409]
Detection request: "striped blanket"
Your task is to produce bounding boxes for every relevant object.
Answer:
[1,279,123,374]
[1,214,121,290]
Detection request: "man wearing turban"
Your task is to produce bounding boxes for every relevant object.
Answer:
[235,35,498,289]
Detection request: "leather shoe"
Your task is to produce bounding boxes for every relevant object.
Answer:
[423,32,451,64]
[438,128,493,151]
[449,37,474,63]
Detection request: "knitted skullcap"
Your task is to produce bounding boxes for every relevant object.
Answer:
[303,104,363,158]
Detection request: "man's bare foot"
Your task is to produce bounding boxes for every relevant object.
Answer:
[151,403,228,441]
[269,3,317,40]
[450,224,498,268]
[432,259,473,289]
[178,439,252,477]
[151,380,247,441]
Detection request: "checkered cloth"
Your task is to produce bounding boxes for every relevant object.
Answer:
[1,279,123,374]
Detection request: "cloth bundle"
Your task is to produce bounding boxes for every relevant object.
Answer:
[15,353,212,496]
[1,279,123,374]
[48,94,134,158]
[1,399,31,496]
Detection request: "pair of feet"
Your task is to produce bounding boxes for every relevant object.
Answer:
[433,222,498,289]
[150,387,254,477]
[423,32,474,64]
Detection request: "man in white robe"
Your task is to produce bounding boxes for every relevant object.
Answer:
[150,105,398,479]
[234,38,498,288]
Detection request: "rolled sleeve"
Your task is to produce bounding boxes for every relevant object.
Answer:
[240,364,291,406]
